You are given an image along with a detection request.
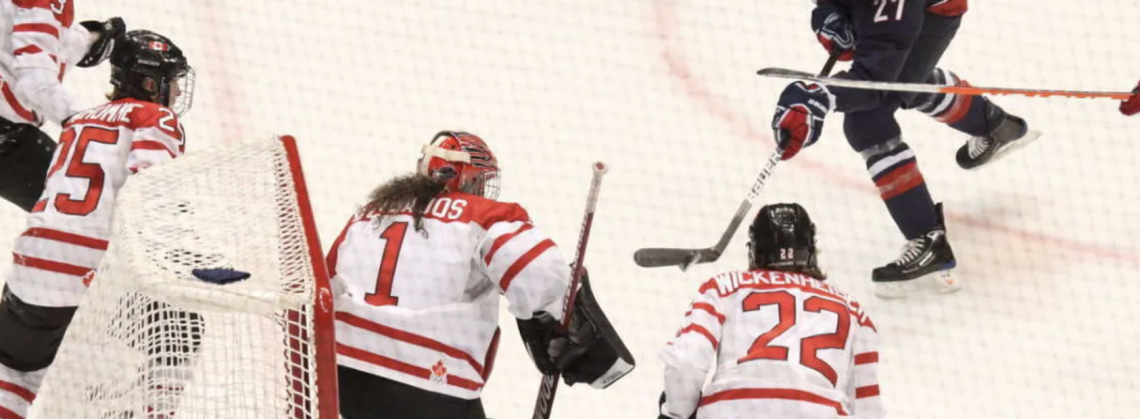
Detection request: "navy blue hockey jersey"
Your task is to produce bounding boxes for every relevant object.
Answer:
[817,0,967,112]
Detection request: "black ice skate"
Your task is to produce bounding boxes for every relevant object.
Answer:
[872,205,959,298]
[956,111,1041,170]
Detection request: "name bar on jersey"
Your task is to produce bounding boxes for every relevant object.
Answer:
[705,270,875,330]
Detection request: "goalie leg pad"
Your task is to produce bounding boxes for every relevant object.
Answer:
[0,123,55,212]
[0,285,77,372]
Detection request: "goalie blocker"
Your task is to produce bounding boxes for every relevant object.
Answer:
[518,267,635,389]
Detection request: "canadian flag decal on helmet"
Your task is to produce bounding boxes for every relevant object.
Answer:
[148,41,169,51]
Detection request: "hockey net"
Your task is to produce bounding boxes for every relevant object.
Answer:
[29,136,338,419]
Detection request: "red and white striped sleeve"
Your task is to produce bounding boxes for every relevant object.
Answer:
[849,316,885,419]
[659,285,725,419]
[477,202,571,321]
[10,0,92,124]
[126,105,185,173]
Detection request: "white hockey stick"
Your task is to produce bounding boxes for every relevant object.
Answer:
[532,162,609,419]
[633,151,780,271]
[757,67,1135,100]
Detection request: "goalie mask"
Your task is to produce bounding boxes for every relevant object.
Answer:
[748,203,826,279]
[110,30,195,116]
[417,131,500,200]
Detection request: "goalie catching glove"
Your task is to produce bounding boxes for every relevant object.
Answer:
[517,267,635,388]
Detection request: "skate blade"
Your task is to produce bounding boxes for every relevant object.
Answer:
[966,130,1043,171]
[874,268,960,299]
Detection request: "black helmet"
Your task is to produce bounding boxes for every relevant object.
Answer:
[110,30,194,115]
[747,203,825,279]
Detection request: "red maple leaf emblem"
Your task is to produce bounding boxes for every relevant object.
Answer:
[431,360,447,378]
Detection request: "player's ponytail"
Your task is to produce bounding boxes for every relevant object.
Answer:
[363,173,447,232]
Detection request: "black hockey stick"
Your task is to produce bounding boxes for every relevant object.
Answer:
[532,162,609,419]
[633,53,839,271]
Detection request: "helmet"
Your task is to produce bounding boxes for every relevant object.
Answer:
[110,30,194,116]
[417,131,500,200]
[747,203,825,279]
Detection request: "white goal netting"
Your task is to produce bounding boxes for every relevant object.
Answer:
[29,136,337,419]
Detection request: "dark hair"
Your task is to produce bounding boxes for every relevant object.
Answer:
[362,173,446,231]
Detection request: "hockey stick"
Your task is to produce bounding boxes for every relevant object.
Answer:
[633,53,839,271]
[756,67,1135,100]
[532,161,609,419]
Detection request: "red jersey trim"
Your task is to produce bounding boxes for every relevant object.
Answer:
[0,405,25,419]
[325,218,359,278]
[1,82,37,123]
[482,327,501,381]
[686,302,725,324]
[498,239,555,291]
[337,343,482,391]
[698,388,848,416]
[130,140,176,158]
[856,385,880,399]
[12,45,42,57]
[678,324,718,349]
[21,227,109,250]
[12,23,58,39]
[0,379,35,403]
[335,311,485,377]
[12,253,92,277]
[483,223,532,265]
[854,352,879,365]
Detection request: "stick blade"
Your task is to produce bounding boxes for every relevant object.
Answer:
[634,247,723,271]
[756,67,818,79]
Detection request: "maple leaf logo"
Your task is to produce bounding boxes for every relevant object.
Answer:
[430,360,447,383]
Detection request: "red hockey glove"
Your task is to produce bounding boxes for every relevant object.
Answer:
[811,4,855,61]
[772,81,835,160]
[1121,79,1140,116]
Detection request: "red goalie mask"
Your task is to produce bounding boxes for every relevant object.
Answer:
[417,131,501,200]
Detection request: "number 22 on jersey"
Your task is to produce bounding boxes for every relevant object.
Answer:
[738,291,851,387]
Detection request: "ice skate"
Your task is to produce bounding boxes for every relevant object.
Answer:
[872,205,959,298]
[956,112,1041,170]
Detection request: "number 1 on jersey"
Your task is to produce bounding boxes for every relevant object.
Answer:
[364,221,408,307]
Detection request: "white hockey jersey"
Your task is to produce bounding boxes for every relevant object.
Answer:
[660,270,884,419]
[328,192,572,400]
[0,0,96,125]
[7,98,185,308]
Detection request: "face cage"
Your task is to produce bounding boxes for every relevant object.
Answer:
[460,169,501,201]
[162,67,196,117]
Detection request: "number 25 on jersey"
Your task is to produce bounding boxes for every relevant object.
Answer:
[42,127,119,216]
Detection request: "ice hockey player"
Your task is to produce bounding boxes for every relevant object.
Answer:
[328,131,634,419]
[768,0,1034,297]
[0,0,126,211]
[659,203,882,419]
[0,30,192,418]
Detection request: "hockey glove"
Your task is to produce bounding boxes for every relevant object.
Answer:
[77,17,126,68]
[1121,79,1140,116]
[772,81,835,160]
[811,2,855,61]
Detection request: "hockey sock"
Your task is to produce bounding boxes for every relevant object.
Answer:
[861,138,940,240]
[914,68,1006,137]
